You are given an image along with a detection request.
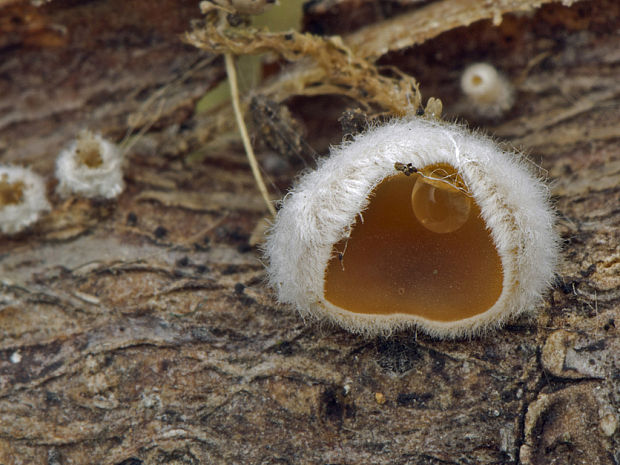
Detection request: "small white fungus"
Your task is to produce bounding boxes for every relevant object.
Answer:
[0,165,50,235]
[461,62,515,117]
[56,131,124,199]
[10,351,22,364]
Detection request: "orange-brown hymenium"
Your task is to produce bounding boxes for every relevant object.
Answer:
[265,118,558,338]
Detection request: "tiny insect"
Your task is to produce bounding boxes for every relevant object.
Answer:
[394,162,418,176]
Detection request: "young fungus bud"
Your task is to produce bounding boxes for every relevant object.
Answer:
[265,118,558,339]
[461,63,515,117]
[0,165,50,235]
[56,131,124,199]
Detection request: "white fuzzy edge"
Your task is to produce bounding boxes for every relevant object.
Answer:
[264,117,559,339]
[56,134,124,199]
[0,166,51,235]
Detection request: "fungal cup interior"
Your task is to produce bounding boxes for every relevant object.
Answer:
[0,174,25,207]
[75,132,104,168]
[324,164,504,322]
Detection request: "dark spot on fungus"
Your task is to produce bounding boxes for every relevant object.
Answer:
[234,282,245,294]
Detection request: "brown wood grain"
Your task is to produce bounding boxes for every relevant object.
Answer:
[0,1,618,464]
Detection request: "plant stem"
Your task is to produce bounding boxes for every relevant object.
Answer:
[225,53,276,217]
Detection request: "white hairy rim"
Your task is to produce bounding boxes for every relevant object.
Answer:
[265,118,558,339]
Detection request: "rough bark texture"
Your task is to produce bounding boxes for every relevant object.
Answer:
[0,1,618,464]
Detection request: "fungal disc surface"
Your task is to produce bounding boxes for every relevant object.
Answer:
[324,166,503,322]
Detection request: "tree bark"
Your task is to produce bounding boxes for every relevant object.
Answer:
[0,1,618,464]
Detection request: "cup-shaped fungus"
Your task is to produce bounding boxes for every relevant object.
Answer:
[461,63,514,117]
[0,165,50,235]
[265,118,558,338]
[56,130,124,199]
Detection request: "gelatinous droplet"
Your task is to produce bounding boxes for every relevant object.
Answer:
[411,176,471,234]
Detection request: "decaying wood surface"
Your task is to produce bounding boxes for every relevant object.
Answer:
[0,1,618,464]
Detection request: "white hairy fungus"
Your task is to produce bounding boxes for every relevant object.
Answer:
[56,131,124,199]
[0,165,50,235]
[461,63,515,117]
[265,118,558,339]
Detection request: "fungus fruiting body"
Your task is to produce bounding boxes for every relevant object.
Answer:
[461,63,514,117]
[56,131,124,199]
[0,165,50,235]
[265,118,558,338]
